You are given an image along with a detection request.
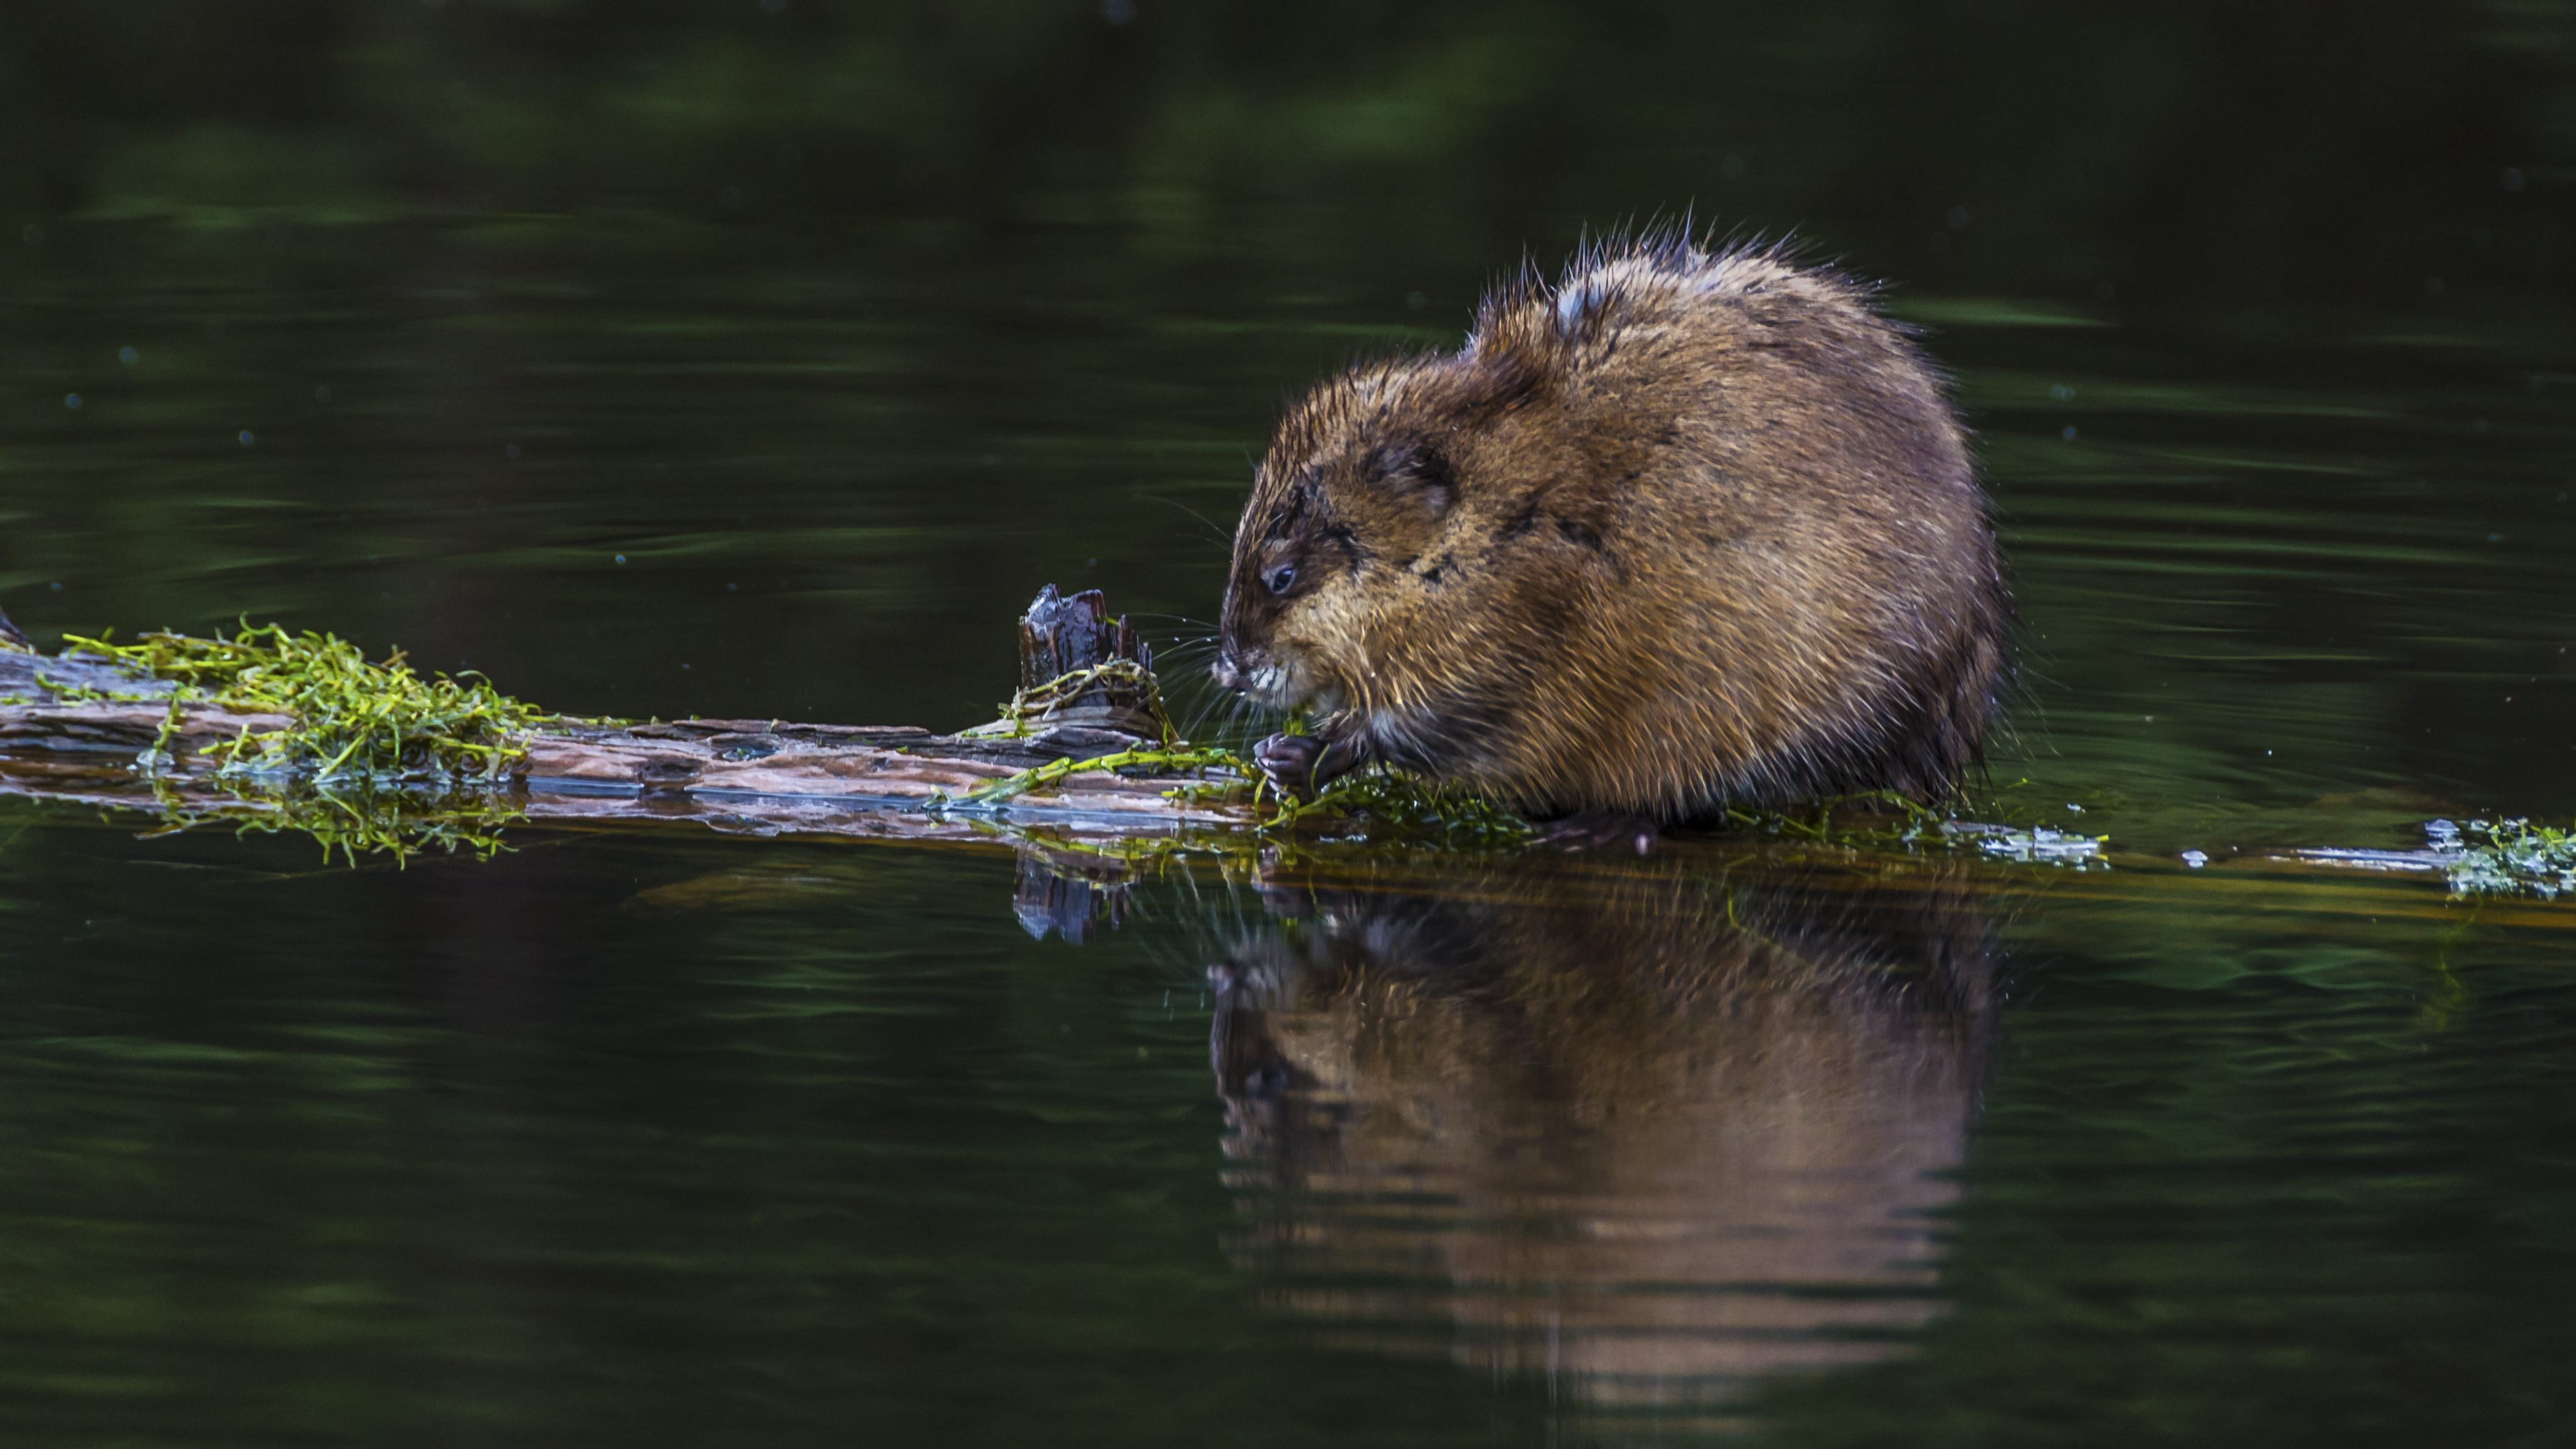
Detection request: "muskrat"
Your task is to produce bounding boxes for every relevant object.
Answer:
[1211,233,2006,846]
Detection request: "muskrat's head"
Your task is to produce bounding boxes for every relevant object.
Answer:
[1214,349,1557,732]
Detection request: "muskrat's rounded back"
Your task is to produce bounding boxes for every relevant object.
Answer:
[1217,233,2006,819]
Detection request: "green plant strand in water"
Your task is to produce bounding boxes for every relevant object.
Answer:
[64,623,579,784]
[960,744,1244,806]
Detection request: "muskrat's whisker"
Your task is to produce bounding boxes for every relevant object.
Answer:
[1184,687,1259,750]
[1131,495,1234,546]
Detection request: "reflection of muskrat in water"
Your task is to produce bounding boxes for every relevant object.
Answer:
[1206,859,1997,1415]
[1211,233,2006,845]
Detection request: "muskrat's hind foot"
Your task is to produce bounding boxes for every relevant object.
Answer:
[1534,809,1661,855]
[1252,731,1367,800]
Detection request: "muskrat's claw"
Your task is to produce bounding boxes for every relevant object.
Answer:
[1252,731,1327,799]
[1533,809,1662,855]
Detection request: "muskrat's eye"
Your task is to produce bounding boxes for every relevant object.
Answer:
[1264,563,1297,596]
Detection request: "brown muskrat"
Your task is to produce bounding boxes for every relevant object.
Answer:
[1210,233,2006,847]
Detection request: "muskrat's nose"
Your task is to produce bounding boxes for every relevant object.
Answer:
[1211,651,1246,691]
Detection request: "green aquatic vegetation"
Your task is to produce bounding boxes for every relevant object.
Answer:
[963,658,1177,744]
[36,622,574,865]
[1268,765,1534,847]
[952,731,1533,849]
[2439,817,2576,898]
[62,623,577,783]
[141,776,526,869]
[959,743,1245,806]
[1719,790,1946,845]
[952,676,1533,846]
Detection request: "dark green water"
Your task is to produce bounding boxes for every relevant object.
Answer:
[5,4,2576,1444]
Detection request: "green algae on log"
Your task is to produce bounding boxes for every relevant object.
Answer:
[59,623,562,781]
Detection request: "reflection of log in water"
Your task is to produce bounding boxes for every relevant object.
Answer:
[1209,861,1996,1421]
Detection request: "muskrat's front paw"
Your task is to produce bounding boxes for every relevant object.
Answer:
[1252,732,1326,798]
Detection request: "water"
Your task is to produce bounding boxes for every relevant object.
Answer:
[4,4,2576,1443]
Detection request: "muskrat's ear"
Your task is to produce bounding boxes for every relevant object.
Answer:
[1362,441,1455,514]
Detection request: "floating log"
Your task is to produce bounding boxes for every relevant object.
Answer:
[0,587,1263,848]
[0,597,2549,906]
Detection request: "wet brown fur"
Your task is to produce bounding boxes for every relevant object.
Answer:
[1218,233,2007,820]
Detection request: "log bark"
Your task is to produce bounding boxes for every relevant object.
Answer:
[0,587,1262,847]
